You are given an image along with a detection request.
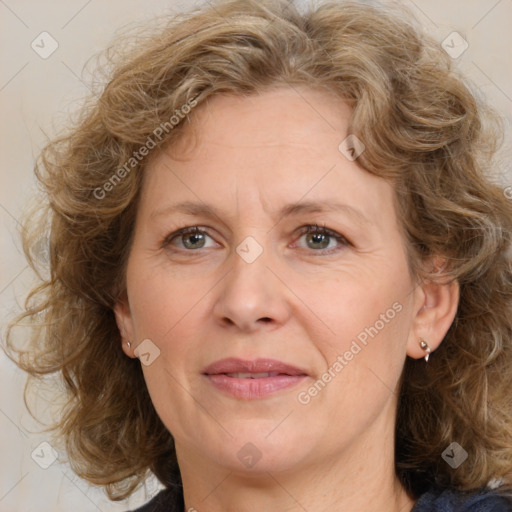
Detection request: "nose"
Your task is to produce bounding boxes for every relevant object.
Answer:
[212,239,292,332]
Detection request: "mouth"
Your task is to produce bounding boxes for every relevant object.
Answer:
[222,372,285,379]
[203,358,308,400]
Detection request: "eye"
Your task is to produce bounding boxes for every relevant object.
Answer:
[161,224,351,254]
[294,224,350,254]
[162,226,216,250]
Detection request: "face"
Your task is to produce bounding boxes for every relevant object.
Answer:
[115,86,428,476]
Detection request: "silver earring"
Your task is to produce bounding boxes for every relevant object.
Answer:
[419,338,431,362]
[126,341,132,348]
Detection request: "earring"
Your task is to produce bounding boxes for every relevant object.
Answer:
[419,338,431,362]
[126,341,132,348]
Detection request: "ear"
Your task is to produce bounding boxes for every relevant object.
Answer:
[407,260,460,360]
[114,292,136,358]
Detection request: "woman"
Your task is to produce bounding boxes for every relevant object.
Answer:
[5,0,512,511]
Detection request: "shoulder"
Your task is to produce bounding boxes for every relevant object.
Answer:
[412,485,512,512]
[123,484,512,512]
[125,486,183,512]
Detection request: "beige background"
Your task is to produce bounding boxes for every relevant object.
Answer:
[1,0,511,510]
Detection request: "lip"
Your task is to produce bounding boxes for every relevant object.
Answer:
[203,357,308,376]
[203,358,308,400]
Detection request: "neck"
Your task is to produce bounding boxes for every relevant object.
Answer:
[181,464,415,512]
[177,411,417,512]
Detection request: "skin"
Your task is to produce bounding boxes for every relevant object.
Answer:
[114,85,459,512]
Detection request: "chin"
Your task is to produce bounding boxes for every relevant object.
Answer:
[198,428,310,475]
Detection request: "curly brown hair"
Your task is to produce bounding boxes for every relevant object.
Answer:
[4,0,512,502]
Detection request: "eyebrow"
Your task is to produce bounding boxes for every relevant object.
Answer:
[150,200,371,227]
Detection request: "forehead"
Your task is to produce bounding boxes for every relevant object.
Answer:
[169,86,354,155]
[141,86,397,233]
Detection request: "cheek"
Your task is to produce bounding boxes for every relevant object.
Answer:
[310,293,410,430]
[126,258,203,340]
[126,263,205,374]
[298,262,412,364]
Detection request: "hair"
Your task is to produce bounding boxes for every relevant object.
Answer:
[4,0,512,503]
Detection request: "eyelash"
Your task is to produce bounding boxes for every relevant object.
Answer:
[161,223,351,255]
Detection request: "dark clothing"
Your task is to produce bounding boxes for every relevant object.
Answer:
[410,486,512,511]
[130,485,182,512]
[129,484,512,511]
